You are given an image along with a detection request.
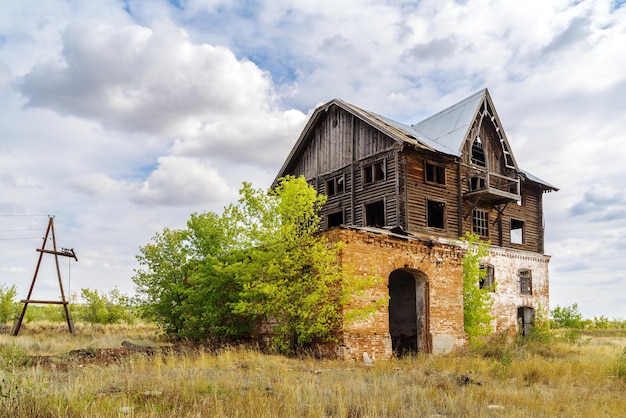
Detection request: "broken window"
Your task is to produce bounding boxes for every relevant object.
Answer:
[425,162,446,185]
[365,200,385,227]
[327,211,344,228]
[479,264,495,291]
[518,269,532,295]
[325,175,345,197]
[426,200,445,229]
[471,137,486,167]
[510,219,524,244]
[472,209,488,237]
[470,176,486,191]
[363,161,385,184]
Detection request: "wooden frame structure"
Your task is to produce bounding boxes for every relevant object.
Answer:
[11,216,77,336]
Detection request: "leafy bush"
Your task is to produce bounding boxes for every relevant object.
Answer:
[617,347,626,380]
[550,303,583,329]
[460,233,494,345]
[76,288,136,325]
[0,284,19,323]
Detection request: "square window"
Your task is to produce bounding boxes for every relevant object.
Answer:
[327,211,344,228]
[427,200,445,229]
[425,162,446,185]
[363,162,385,184]
[325,175,345,197]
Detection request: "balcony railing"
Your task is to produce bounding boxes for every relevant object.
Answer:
[464,169,520,204]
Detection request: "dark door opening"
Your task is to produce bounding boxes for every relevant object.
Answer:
[517,306,535,336]
[388,269,428,356]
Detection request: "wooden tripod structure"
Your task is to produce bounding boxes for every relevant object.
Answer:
[11,216,78,336]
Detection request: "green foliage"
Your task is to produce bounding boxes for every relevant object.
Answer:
[229,177,345,353]
[133,176,364,352]
[76,288,135,325]
[0,284,19,323]
[550,303,583,329]
[520,304,553,344]
[0,344,30,370]
[460,232,494,344]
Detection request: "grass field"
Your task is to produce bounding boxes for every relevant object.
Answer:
[1,323,625,417]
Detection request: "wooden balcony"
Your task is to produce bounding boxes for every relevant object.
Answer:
[463,169,520,205]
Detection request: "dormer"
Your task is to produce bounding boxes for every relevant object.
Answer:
[460,92,521,205]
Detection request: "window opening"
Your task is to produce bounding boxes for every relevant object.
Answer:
[425,162,446,185]
[426,200,445,229]
[472,209,488,237]
[471,137,486,167]
[326,175,345,197]
[518,269,532,295]
[365,200,385,227]
[479,264,495,291]
[510,219,524,244]
[364,161,385,184]
[327,211,344,228]
[470,176,486,191]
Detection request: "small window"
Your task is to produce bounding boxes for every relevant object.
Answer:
[363,161,385,184]
[470,176,486,191]
[518,269,532,295]
[472,209,488,237]
[327,211,344,228]
[479,264,495,291]
[426,200,445,229]
[471,137,486,167]
[425,162,446,185]
[326,176,345,197]
[365,200,385,227]
[510,219,524,244]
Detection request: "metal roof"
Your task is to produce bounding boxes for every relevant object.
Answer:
[276,90,557,191]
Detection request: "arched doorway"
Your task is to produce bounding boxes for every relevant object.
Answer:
[388,269,429,356]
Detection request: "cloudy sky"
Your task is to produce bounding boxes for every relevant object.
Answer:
[1,0,625,319]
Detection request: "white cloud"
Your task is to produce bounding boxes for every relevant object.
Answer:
[1,0,625,318]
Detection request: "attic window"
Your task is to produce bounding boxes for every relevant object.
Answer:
[425,162,446,186]
[471,137,486,167]
[363,161,385,184]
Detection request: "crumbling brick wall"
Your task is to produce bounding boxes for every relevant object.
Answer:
[325,228,467,360]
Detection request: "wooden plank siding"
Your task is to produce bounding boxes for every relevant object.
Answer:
[404,149,460,239]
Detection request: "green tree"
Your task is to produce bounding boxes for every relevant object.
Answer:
[0,284,19,323]
[550,303,583,329]
[133,175,357,350]
[229,177,345,353]
[461,232,494,344]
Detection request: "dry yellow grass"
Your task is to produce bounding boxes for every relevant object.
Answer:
[0,323,625,417]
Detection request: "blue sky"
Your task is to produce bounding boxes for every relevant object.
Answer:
[0,0,625,318]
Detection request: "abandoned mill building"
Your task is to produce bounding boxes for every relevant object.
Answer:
[274,88,557,359]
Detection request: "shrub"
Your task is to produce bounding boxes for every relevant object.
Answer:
[0,284,19,323]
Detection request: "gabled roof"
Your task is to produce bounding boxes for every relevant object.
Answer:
[276,90,557,191]
[412,89,486,155]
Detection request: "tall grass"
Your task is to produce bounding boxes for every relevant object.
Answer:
[1,323,625,417]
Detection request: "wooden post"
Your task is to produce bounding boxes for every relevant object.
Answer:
[11,216,77,336]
